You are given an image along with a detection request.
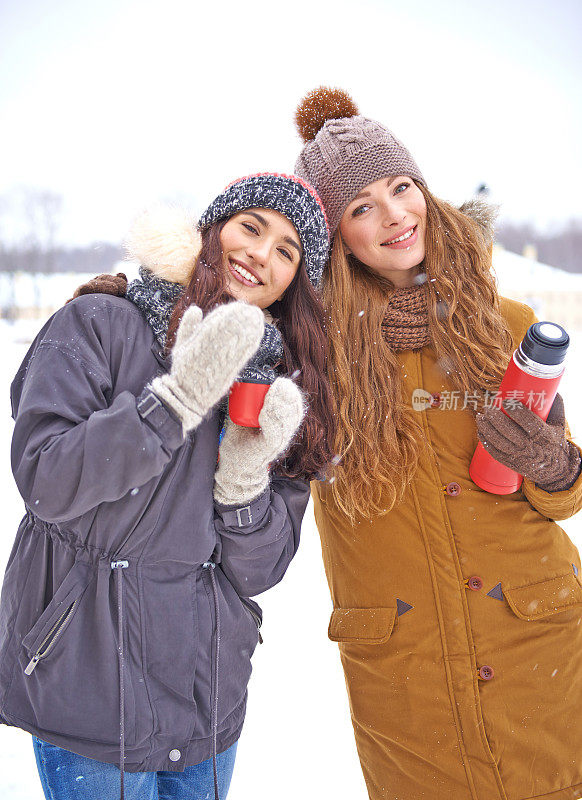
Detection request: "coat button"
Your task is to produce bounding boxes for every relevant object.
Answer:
[468,576,484,591]
[429,392,442,408]
[445,482,462,496]
[478,665,495,681]
[169,749,181,762]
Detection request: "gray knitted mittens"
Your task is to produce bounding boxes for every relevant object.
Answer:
[214,377,306,506]
[151,302,264,435]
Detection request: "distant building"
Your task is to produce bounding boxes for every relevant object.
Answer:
[0,263,138,322]
[2,253,581,334]
[493,245,582,331]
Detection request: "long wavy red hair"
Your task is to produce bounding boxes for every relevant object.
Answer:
[323,184,514,520]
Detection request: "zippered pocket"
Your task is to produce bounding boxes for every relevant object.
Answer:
[21,560,94,676]
[24,599,80,674]
[240,596,263,644]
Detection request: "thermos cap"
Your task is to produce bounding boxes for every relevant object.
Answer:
[520,322,569,365]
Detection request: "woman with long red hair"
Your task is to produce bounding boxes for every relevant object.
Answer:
[294,87,582,800]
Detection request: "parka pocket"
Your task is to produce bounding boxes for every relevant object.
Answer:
[328,607,397,644]
[503,572,582,620]
[477,571,582,793]
[190,567,259,741]
[21,561,94,674]
[240,596,263,643]
[6,559,137,748]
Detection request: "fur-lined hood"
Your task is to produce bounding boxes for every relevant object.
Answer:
[459,198,498,248]
[124,206,201,286]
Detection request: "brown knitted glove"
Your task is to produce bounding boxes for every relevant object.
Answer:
[475,394,581,492]
[67,272,128,303]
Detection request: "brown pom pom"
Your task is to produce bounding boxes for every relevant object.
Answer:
[295,86,359,142]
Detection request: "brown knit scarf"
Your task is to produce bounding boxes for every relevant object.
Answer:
[381,283,430,350]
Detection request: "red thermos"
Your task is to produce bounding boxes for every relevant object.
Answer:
[469,321,569,494]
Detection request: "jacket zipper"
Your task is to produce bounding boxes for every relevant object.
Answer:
[24,600,79,675]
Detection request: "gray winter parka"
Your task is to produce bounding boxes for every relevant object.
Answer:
[0,294,309,772]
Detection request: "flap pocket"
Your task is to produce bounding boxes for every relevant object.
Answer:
[22,560,94,657]
[503,572,582,620]
[328,607,397,644]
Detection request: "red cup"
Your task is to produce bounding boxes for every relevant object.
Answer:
[228,380,271,427]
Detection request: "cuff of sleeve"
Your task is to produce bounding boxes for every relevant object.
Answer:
[137,387,184,450]
[215,488,271,529]
[523,441,582,520]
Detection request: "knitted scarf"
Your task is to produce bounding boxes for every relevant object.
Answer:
[125,266,184,349]
[241,322,284,383]
[381,283,430,351]
[125,266,283,380]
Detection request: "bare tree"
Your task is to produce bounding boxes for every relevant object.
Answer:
[22,188,63,273]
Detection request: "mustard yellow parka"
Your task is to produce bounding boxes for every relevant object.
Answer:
[313,297,582,800]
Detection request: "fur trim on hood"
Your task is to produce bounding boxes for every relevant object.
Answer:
[124,206,201,286]
[458,199,498,248]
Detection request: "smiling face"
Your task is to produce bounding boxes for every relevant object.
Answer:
[339,175,427,288]
[219,208,303,308]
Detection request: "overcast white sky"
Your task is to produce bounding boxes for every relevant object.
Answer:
[1,0,581,246]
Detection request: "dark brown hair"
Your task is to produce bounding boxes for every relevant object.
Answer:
[167,222,335,480]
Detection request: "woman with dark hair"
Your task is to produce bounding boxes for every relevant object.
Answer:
[293,88,582,800]
[0,173,333,800]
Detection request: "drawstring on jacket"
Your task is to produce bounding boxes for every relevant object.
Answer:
[111,559,221,800]
[111,559,129,800]
[203,560,221,800]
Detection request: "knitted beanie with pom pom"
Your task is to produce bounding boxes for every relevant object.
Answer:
[294,87,426,234]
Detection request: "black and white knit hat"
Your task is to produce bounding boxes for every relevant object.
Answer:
[198,173,330,287]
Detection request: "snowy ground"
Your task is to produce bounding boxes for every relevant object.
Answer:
[0,300,581,799]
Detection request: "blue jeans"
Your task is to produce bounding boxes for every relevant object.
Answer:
[32,736,237,800]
